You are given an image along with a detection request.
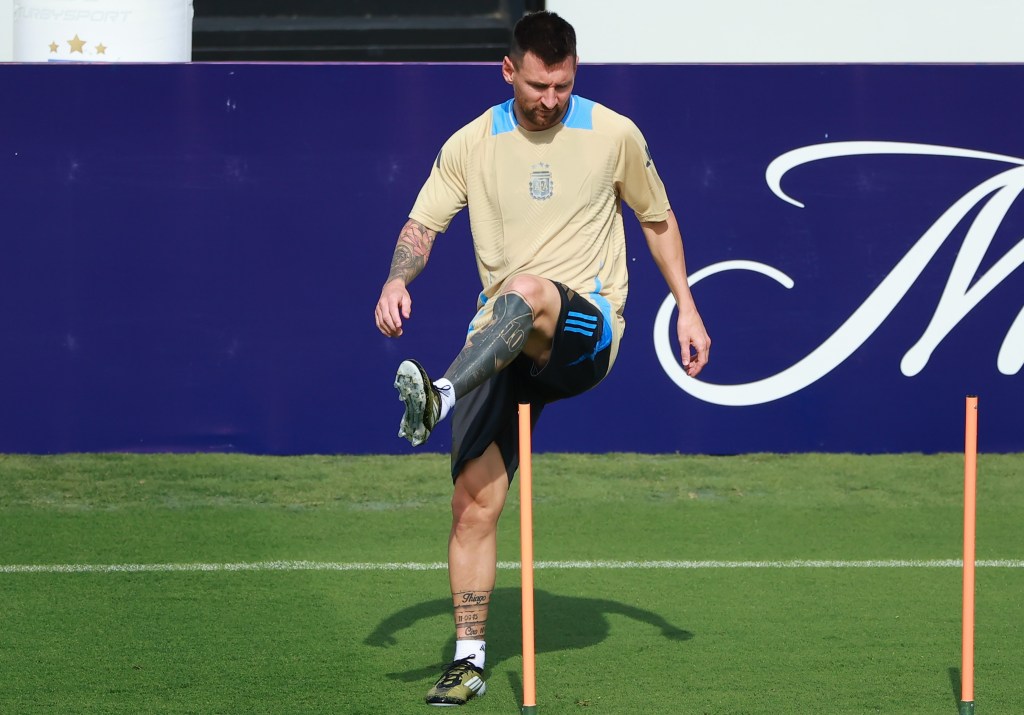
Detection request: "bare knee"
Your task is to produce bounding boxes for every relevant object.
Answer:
[502,275,554,317]
[501,275,560,362]
[451,482,502,536]
[450,449,509,538]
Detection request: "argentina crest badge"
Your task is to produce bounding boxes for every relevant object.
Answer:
[529,163,553,200]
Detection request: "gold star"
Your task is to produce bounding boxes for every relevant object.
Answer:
[49,41,59,53]
[68,34,86,53]
[96,43,107,55]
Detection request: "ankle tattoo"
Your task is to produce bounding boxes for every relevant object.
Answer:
[453,590,491,639]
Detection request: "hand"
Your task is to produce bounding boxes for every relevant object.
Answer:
[677,306,710,377]
[375,279,412,337]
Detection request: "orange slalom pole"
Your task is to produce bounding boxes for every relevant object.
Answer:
[518,403,537,715]
[960,395,978,715]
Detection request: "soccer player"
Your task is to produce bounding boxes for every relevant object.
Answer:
[374,11,710,706]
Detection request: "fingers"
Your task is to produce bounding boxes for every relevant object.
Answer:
[683,335,710,377]
[677,313,711,377]
[377,302,404,336]
[374,305,401,337]
[375,285,411,337]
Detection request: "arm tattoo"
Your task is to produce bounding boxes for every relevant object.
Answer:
[386,219,437,285]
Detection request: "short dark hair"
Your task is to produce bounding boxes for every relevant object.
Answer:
[509,11,577,66]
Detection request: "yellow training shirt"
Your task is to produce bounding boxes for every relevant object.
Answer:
[409,95,671,367]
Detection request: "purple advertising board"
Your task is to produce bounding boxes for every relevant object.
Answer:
[0,63,1021,454]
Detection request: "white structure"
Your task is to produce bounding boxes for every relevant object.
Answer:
[10,0,191,62]
[548,0,1024,62]
[2,0,1023,62]
[1,1,11,59]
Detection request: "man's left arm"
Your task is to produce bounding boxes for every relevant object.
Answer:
[640,210,710,377]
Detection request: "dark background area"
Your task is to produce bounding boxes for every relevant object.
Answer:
[2,63,1021,455]
[192,0,546,62]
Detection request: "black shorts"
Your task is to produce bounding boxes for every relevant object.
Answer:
[449,281,613,481]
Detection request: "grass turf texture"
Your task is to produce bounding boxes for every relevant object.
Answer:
[1,453,1022,713]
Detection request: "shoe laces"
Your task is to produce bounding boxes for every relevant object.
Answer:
[437,658,478,688]
[427,383,444,426]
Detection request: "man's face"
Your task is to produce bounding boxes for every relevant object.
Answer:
[502,51,577,131]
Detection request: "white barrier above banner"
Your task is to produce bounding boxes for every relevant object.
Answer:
[13,0,192,62]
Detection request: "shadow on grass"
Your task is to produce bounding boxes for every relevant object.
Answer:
[948,667,962,711]
[365,587,692,682]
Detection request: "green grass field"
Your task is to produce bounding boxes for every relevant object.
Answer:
[1,452,1022,714]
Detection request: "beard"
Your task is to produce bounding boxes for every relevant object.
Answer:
[519,101,565,130]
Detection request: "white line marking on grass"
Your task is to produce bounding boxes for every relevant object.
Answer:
[1,559,1023,574]
[526,559,1024,569]
[0,561,448,574]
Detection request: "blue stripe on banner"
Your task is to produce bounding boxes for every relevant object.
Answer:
[564,325,595,337]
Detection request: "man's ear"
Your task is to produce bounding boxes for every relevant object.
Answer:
[501,56,515,85]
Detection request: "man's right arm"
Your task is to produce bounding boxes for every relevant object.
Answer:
[375,114,478,337]
[375,219,438,338]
